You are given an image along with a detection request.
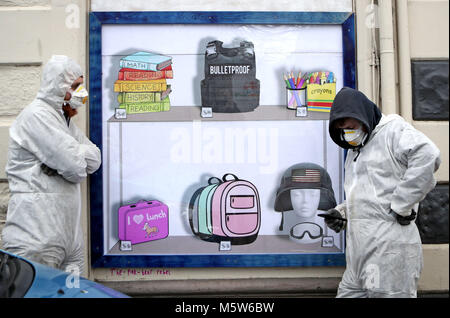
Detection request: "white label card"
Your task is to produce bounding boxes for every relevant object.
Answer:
[296,106,307,117]
[201,107,213,118]
[115,108,127,119]
[120,240,133,251]
[321,236,334,248]
[219,241,231,251]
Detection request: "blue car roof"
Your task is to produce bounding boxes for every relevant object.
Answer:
[1,249,129,298]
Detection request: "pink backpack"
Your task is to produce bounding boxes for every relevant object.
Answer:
[210,173,261,245]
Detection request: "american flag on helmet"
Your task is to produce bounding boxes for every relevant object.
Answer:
[291,168,321,183]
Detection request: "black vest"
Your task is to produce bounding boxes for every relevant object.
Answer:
[201,41,260,113]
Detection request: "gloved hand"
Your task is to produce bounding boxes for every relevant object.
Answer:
[41,163,58,176]
[391,209,417,225]
[323,208,346,233]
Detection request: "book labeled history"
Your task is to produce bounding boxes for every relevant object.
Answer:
[119,51,172,71]
[119,97,171,114]
[113,79,168,93]
[117,86,172,103]
[118,66,173,81]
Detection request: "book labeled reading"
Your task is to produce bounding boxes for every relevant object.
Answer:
[119,97,171,114]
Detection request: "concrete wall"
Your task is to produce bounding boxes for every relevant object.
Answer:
[400,0,449,292]
[0,0,88,270]
[0,0,448,296]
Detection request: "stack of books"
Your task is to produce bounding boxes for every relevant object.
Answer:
[114,51,173,114]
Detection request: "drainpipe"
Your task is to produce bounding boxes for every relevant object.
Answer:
[396,0,413,123]
[354,0,378,102]
[378,0,398,114]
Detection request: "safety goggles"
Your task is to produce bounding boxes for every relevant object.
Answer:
[289,222,323,240]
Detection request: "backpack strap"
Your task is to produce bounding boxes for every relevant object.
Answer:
[222,173,239,181]
[188,187,205,236]
[208,177,222,185]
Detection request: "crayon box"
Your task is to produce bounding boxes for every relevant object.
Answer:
[306,82,336,113]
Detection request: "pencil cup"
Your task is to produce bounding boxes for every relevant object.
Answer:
[286,87,306,110]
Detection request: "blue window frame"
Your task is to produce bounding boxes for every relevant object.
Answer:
[89,11,355,268]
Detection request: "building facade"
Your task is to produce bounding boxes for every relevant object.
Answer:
[0,0,448,296]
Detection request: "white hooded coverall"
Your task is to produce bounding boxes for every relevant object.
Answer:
[329,88,441,298]
[2,56,101,273]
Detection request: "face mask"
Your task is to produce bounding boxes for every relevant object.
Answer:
[68,85,88,109]
[342,128,367,147]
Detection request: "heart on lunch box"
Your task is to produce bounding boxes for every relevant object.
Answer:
[133,214,144,225]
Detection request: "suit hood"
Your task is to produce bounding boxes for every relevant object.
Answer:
[36,55,83,110]
[328,87,382,149]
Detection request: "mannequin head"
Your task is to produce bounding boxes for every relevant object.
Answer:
[274,163,337,214]
[290,188,320,218]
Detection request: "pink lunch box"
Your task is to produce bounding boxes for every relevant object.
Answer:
[118,200,169,245]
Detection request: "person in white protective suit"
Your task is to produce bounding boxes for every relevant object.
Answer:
[323,87,441,298]
[1,55,101,273]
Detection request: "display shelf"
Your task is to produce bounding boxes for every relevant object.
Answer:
[108,105,330,123]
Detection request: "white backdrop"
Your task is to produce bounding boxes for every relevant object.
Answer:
[101,24,343,108]
[101,24,345,253]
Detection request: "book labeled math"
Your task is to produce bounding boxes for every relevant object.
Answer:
[120,51,172,71]
[306,71,336,113]
[114,51,173,114]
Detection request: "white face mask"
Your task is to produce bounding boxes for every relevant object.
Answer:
[343,128,367,147]
[68,85,88,109]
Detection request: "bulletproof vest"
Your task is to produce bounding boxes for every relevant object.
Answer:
[201,41,260,113]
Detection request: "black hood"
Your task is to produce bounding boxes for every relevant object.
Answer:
[329,87,382,149]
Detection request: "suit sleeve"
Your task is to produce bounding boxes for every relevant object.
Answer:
[390,121,441,216]
[69,122,101,174]
[14,111,97,183]
[334,201,347,219]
